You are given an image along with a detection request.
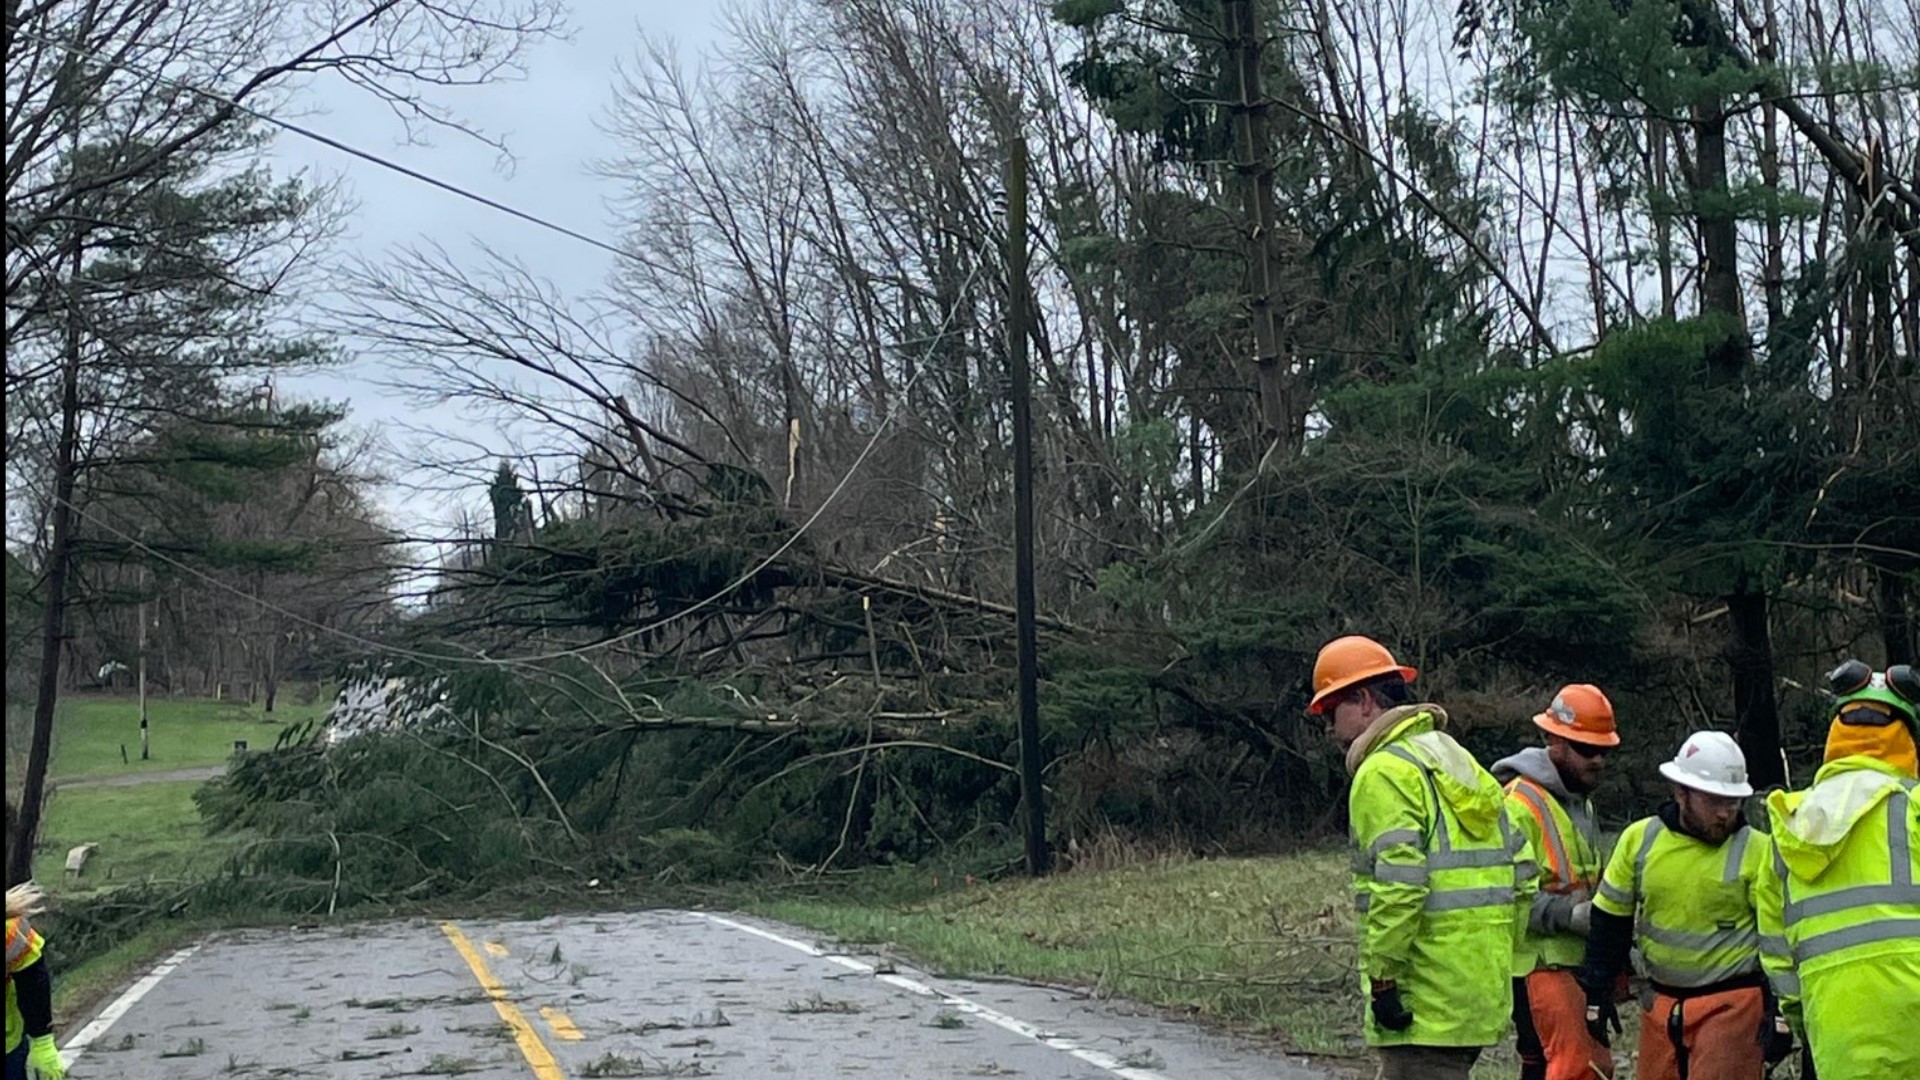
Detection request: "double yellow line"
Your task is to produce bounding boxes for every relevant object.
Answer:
[440,922,569,1080]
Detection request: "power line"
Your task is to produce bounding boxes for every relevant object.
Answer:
[15,28,991,668]
[43,256,984,670]
[12,27,638,267]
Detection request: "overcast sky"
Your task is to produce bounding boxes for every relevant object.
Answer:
[276,1,721,534]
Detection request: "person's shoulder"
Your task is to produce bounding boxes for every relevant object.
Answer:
[1610,816,1659,847]
[1355,739,1426,779]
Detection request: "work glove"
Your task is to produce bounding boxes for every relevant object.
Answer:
[1762,1013,1795,1067]
[1567,900,1593,937]
[1584,998,1622,1047]
[1540,893,1594,935]
[26,1034,66,1080]
[1369,982,1415,1031]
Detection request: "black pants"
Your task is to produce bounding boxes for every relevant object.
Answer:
[1512,977,1548,1080]
[5,1040,28,1080]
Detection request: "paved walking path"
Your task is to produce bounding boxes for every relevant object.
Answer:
[55,765,226,789]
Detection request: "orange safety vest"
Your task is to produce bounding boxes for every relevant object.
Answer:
[1505,777,1602,895]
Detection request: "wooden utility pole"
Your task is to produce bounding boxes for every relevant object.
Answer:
[1006,127,1050,877]
[1226,0,1293,454]
[138,594,151,760]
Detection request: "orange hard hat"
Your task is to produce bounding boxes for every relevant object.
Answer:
[1532,684,1620,747]
[1308,636,1418,714]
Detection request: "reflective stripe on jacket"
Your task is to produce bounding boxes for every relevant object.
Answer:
[5,915,46,1053]
[1757,757,1920,1080]
[1350,707,1536,1048]
[1592,814,1765,988]
[1504,774,1603,971]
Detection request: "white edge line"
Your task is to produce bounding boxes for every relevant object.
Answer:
[698,913,1170,1080]
[59,941,204,1069]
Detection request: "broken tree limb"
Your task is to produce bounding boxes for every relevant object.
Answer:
[812,564,1088,636]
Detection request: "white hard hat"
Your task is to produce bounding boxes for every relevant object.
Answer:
[1658,731,1753,797]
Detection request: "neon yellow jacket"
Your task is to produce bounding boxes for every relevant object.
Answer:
[1592,811,1766,988]
[1349,706,1536,1048]
[1756,756,1920,1080]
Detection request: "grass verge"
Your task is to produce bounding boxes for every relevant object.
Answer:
[752,852,1824,1080]
[758,851,1365,1058]
[31,781,243,898]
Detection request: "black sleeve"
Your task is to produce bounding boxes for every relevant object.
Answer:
[1576,907,1634,999]
[13,956,54,1037]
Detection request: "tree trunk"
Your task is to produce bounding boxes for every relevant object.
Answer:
[1693,106,1747,376]
[263,632,280,713]
[1226,0,1298,454]
[8,228,84,886]
[1691,97,1783,786]
[1728,588,1784,789]
[1651,124,1676,318]
[1877,565,1917,666]
[1756,0,1785,331]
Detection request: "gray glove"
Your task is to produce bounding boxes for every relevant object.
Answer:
[1569,900,1593,937]
[1537,893,1594,935]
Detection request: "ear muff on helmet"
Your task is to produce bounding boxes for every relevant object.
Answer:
[1827,659,1873,696]
[1888,664,1920,708]
[1828,659,1920,732]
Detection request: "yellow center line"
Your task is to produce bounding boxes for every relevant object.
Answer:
[539,1006,585,1041]
[441,922,567,1080]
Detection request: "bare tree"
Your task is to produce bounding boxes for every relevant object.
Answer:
[4,0,563,885]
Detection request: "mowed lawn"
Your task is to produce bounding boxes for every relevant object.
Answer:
[10,693,330,896]
[45,693,327,780]
[28,781,228,895]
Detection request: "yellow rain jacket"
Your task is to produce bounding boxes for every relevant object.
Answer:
[1757,756,1920,1080]
[1348,705,1536,1048]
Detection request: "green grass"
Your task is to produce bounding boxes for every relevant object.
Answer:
[6,694,326,897]
[29,781,242,896]
[42,693,327,781]
[8,693,316,901]
[4,695,328,1029]
[757,853,1821,1080]
[760,851,1367,1058]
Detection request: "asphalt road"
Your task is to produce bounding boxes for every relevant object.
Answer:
[59,910,1331,1080]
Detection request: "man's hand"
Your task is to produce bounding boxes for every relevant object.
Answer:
[1370,981,1414,1031]
[1584,999,1621,1047]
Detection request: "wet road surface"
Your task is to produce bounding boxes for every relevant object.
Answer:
[60,910,1330,1079]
